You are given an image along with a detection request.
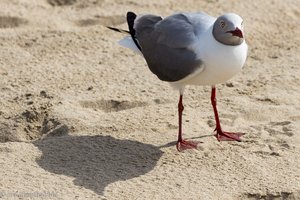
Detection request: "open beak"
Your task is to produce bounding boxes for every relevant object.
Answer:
[227,28,243,38]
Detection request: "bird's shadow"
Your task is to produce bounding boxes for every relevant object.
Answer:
[33,134,163,195]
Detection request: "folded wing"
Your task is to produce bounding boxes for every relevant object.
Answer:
[133,13,212,82]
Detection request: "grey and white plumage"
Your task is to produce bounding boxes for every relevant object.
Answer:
[119,12,247,88]
[110,11,248,151]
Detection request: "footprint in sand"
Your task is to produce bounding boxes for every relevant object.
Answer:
[75,15,126,27]
[48,0,106,7]
[47,0,76,6]
[206,113,238,128]
[245,191,295,200]
[251,120,295,157]
[80,99,148,113]
[0,16,28,28]
[264,121,293,137]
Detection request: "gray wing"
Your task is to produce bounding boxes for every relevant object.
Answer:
[134,13,213,82]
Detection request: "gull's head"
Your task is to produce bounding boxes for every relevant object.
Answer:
[213,13,245,46]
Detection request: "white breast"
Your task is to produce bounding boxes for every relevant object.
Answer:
[174,28,248,86]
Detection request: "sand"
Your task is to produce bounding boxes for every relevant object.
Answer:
[0,0,299,199]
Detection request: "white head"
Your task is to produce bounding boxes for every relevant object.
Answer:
[212,13,245,46]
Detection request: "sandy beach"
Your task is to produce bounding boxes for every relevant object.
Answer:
[0,0,299,199]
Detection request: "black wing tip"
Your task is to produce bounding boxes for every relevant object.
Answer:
[106,26,130,34]
[106,26,119,31]
[127,11,137,19]
[127,11,137,31]
[106,11,137,34]
[126,11,141,51]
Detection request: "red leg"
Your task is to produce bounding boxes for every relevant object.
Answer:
[176,94,199,151]
[211,86,243,142]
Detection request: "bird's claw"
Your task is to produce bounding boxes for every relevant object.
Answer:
[215,129,244,142]
[176,140,200,151]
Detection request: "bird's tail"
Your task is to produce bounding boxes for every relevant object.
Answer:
[107,11,142,52]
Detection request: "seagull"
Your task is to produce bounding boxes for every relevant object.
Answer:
[108,11,248,151]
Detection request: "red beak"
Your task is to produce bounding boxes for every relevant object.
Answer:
[227,28,243,38]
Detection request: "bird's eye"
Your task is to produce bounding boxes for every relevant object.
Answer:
[220,21,226,28]
[241,21,244,27]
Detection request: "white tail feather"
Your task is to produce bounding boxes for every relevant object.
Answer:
[118,36,143,56]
